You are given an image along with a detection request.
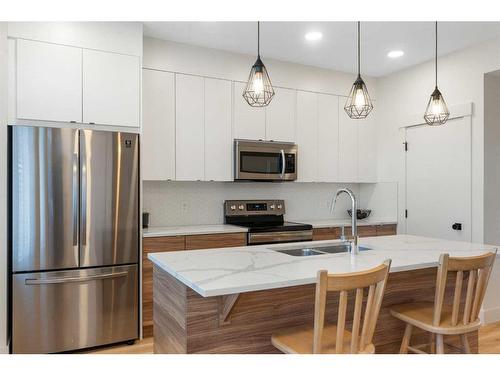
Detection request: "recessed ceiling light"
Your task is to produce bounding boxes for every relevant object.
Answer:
[388,50,405,58]
[305,31,323,42]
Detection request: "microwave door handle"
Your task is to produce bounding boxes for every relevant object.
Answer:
[280,149,285,179]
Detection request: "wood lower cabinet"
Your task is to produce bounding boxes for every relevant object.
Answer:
[185,233,247,250]
[312,224,396,241]
[142,232,247,337]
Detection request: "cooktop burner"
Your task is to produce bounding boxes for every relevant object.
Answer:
[234,221,313,233]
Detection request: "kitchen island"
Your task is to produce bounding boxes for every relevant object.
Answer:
[148,235,497,354]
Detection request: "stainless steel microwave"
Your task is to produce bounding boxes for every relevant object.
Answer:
[234,139,298,181]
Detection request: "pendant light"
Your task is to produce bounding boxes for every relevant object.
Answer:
[424,21,450,126]
[344,21,373,119]
[242,21,275,107]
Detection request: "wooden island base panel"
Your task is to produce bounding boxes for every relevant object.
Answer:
[152,265,477,354]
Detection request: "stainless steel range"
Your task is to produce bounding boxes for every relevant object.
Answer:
[224,200,313,245]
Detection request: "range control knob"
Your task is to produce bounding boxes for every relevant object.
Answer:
[238,204,245,210]
[270,204,275,210]
[277,204,283,210]
[230,205,236,211]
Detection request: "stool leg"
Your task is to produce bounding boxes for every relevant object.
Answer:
[400,323,413,354]
[460,334,471,354]
[436,334,444,354]
[429,333,436,354]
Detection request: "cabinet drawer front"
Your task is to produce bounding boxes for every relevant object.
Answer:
[358,225,377,237]
[312,227,341,241]
[143,236,185,255]
[185,233,247,250]
[376,224,397,236]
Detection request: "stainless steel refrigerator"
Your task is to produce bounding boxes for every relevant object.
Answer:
[10,126,139,353]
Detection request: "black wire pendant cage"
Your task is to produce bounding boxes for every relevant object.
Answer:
[242,55,275,107]
[424,86,450,126]
[344,21,373,119]
[344,75,373,119]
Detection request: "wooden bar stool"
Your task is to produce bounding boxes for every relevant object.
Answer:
[390,252,496,354]
[271,260,392,354]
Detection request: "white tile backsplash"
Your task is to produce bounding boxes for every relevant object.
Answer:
[143,181,398,227]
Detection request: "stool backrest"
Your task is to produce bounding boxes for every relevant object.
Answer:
[313,259,391,354]
[433,251,496,327]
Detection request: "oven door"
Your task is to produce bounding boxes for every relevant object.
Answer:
[234,140,297,181]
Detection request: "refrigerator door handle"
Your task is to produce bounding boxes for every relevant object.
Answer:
[24,271,128,285]
[72,152,79,247]
[80,132,87,247]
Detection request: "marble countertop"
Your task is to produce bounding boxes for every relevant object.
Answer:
[142,218,397,237]
[148,235,498,297]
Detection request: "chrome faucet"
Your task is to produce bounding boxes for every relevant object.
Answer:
[331,188,358,254]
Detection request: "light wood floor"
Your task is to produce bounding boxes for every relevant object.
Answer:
[83,322,500,354]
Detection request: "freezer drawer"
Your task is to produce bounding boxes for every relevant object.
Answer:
[12,265,138,353]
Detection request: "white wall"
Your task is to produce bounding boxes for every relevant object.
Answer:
[0,22,8,354]
[143,181,397,227]
[143,37,376,98]
[377,38,500,323]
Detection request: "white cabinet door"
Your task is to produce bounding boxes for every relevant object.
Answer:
[205,78,233,181]
[317,94,339,182]
[175,74,205,181]
[338,102,358,182]
[357,110,378,183]
[83,49,140,127]
[265,87,296,142]
[142,69,175,181]
[233,81,266,140]
[296,91,318,182]
[17,39,82,123]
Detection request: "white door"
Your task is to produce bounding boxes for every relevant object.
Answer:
[205,78,233,181]
[142,69,175,181]
[296,90,318,182]
[83,50,140,127]
[233,81,266,140]
[405,116,472,241]
[317,94,339,182]
[17,39,82,123]
[357,110,378,183]
[338,101,358,182]
[175,74,205,181]
[265,87,296,142]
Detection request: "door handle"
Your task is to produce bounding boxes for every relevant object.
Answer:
[72,153,79,247]
[25,271,128,285]
[280,149,285,179]
[80,132,87,247]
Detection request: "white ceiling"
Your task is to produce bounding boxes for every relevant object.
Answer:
[143,21,500,77]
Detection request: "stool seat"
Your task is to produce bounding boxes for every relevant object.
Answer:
[390,302,481,335]
[272,324,375,354]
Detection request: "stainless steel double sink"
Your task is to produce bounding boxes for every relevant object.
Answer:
[270,242,371,257]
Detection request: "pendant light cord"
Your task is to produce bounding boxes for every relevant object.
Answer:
[257,21,260,57]
[435,21,438,88]
[357,21,361,77]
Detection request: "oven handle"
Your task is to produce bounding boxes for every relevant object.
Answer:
[248,230,313,244]
[280,149,285,179]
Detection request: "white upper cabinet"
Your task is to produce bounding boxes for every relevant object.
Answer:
[317,94,339,182]
[357,109,378,182]
[142,69,175,181]
[205,78,233,181]
[175,74,205,181]
[338,100,359,182]
[233,81,266,140]
[296,90,318,182]
[17,39,82,123]
[83,49,140,127]
[265,87,296,142]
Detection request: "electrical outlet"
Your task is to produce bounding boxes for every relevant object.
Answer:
[181,202,188,213]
